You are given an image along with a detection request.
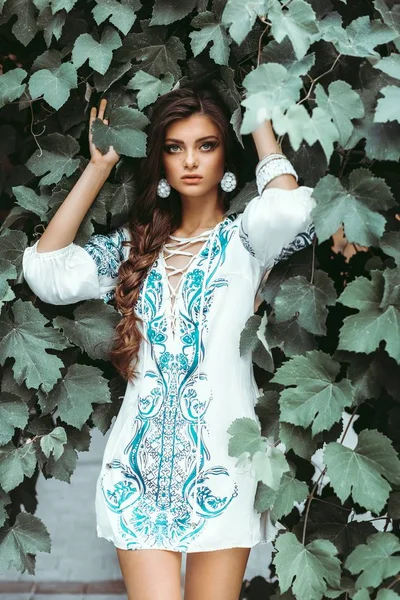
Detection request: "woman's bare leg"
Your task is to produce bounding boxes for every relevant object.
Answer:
[116,547,183,600]
[184,547,251,600]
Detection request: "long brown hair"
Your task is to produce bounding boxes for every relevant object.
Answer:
[109,84,240,382]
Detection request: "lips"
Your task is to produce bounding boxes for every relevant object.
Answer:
[181,176,203,182]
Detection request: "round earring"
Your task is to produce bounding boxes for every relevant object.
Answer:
[220,171,237,192]
[157,177,171,198]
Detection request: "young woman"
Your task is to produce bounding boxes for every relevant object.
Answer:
[22,85,316,600]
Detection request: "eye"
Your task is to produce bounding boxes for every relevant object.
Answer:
[164,144,181,153]
[201,141,216,150]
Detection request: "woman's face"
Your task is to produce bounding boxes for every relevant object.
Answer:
[162,113,225,198]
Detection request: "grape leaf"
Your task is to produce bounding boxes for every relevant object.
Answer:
[150,0,200,25]
[241,63,303,134]
[0,68,27,109]
[265,315,318,358]
[273,532,341,600]
[114,19,186,80]
[91,106,148,158]
[338,269,400,364]
[126,70,174,110]
[331,15,397,57]
[221,0,268,46]
[255,473,308,521]
[274,271,336,336]
[374,86,400,123]
[271,103,311,151]
[315,80,364,146]
[37,363,111,429]
[0,0,38,45]
[0,441,37,493]
[252,446,290,489]
[227,416,266,457]
[344,532,400,590]
[53,299,120,361]
[190,11,230,66]
[91,375,125,434]
[72,27,122,75]
[268,0,319,60]
[302,106,340,162]
[26,133,80,186]
[280,422,318,461]
[44,439,78,482]
[51,0,77,12]
[0,230,28,275]
[240,314,274,373]
[324,429,400,513]
[0,299,68,392]
[92,0,141,36]
[311,169,396,246]
[12,186,50,221]
[37,7,66,47]
[0,392,29,446]
[380,231,400,265]
[40,426,67,460]
[28,63,78,110]
[272,351,354,436]
[0,512,50,575]
[374,54,400,80]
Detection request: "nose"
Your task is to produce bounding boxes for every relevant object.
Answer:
[183,149,198,168]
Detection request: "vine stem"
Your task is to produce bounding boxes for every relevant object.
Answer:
[298,53,342,107]
[387,575,400,590]
[301,406,358,546]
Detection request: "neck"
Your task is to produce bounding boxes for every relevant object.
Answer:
[176,189,225,237]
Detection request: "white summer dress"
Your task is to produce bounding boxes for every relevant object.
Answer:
[22,176,316,553]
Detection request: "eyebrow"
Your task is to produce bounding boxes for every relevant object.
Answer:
[164,135,219,143]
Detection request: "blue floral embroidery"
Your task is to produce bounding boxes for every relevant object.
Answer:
[272,221,316,266]
[100,216,239,551]
[84,227,127,279]
[238,219,256,257]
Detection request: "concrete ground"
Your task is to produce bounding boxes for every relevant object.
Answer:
[0,426,273,599]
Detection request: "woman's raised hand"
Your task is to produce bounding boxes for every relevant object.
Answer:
[89,98,120,169]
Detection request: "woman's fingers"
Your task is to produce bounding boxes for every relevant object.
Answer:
[98,98,107,120]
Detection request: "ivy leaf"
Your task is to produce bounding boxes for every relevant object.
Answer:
[255,473,309,521]
[72,27,122,75]
[332,15,398,58]
[374,86,400,123]
[227,417,266,457]
[315,81,364,146]
[150,0,201,25]
[252,446,290,489]
[0,392,29,446]
[114,19,186,80]
[221,0,268,46]
[241,63,303,134]
[0,299,68,392]
[40,426,67,460]
[344,532,400,590]
[272,351,354,437]
[91,106,148,158]
[0,68,27,109]
[92,0,141,36]
[311,169,396,246]
[273,532,341,600]
[374,53,400,80]
[37,364,111,429]
[53,300,120,361]
[0,441,37,493]
[26,133,80,186]
[28,63,78,110]
[12,186,49,221]
[338,269,400,364]
[0,512,51,575]
[380,231,400,265]
[0,0,38,45]
[274,271,336,336]
[324,429,400,513]
[190,11,230,66]
[126,70,174,110]
[268,0,319,60]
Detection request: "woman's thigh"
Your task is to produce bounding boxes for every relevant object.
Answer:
[184,547,251,600]
[116,547,183,600]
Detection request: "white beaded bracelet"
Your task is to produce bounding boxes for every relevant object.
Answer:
[256,158,298,196]
[255,152,287,177]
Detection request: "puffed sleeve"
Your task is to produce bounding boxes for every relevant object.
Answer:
[22,226,130,305]
[238,178,316,269]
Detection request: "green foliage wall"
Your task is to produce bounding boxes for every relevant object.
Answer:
[0,0,399,598]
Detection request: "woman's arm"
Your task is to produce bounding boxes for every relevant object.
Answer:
[37,98,119,253]
[251,119,298,192]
